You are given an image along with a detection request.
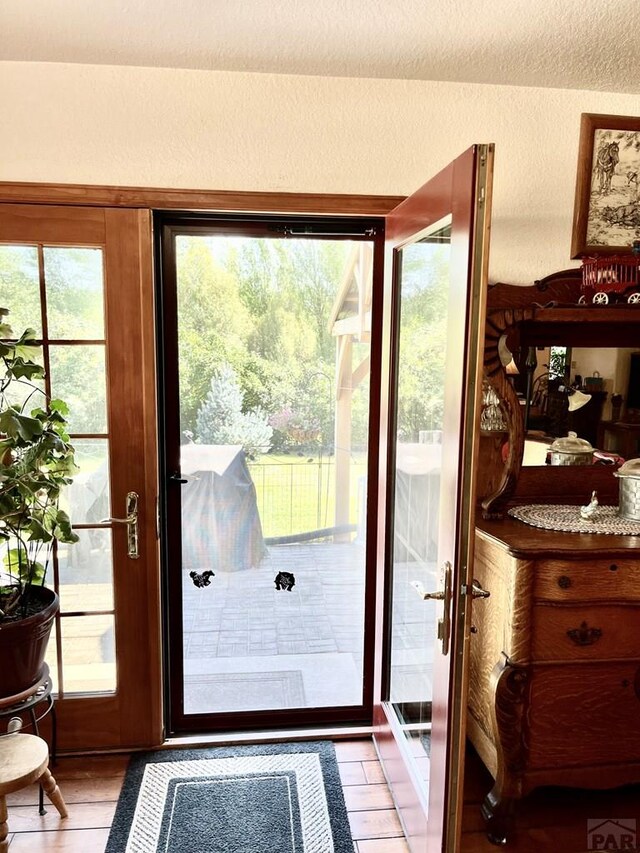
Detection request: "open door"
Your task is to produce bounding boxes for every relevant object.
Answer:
[373,145,493,851]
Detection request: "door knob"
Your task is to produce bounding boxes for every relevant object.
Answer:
[411,581,445,601]
[464,579,490,599]
[410,561,452,655]
[101,491,139,559]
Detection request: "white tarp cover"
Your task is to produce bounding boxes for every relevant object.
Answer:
[180,444,266,572]
[394,442,442,563]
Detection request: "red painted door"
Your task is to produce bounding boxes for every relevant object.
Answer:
[373,145,494,852]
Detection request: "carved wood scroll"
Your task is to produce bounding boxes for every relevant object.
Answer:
[479,269,584,519]
[481,307,534,518]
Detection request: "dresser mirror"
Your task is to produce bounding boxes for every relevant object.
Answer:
[479,268,640,518]
[503,340,640,464]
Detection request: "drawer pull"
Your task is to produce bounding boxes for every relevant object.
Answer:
[557,575,572,589]
[567,621,602,646]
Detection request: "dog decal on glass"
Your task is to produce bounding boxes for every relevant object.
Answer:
[190,570,215,588]
[274,571,296,591]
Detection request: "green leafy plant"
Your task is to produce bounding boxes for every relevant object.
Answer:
[0,307,78,622]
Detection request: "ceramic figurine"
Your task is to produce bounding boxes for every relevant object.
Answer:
[580,490,599,520]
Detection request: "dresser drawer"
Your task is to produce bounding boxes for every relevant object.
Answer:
[532,604,640,661]
[527,662,640,769]
[535,558,640,603]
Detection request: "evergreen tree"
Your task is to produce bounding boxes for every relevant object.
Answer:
[195,363,273,459]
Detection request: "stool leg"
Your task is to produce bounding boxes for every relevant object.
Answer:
[29,707,46,816]
[0,794,8,853]
[40,767,68,819]
[50,698,58,765]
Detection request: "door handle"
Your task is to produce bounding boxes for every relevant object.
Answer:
[169,472,188,484]
[411,581,445,601]
[410,561,452,655]
[463,579,491,599]
[101,491,139,559]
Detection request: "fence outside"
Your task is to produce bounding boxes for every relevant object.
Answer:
[248,456,366,539]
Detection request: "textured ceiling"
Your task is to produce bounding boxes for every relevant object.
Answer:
[3,0,640,93]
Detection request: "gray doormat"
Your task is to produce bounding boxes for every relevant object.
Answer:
[105,740,353,852]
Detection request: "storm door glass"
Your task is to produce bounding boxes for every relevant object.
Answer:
[166,229,377,720]
[388,219,452,790]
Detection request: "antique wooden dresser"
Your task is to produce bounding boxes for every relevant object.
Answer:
[468,517,640,842]
[468,269,640,842]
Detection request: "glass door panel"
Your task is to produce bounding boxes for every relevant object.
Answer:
[160,218,383,731]
[375,146,493,853]
[388,221,451,791]
[0,245,42,336]
[0,242,116,697]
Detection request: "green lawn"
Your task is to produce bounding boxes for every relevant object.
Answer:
[248,453,367,538]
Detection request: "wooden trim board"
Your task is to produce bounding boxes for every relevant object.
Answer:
[0,182,405,215]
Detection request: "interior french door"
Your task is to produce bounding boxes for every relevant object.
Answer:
[373,146,493,852]
[0,204,161,751]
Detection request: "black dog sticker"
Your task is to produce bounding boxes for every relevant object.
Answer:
[190,570,215,588]
[274,571,296,591]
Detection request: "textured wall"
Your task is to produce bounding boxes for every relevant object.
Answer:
[2,61,640,283]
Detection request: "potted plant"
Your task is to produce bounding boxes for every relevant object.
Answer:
[0,307,78,699]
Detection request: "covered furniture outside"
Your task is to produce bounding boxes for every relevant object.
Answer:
[394,441,442,564]
[180,444,266,572]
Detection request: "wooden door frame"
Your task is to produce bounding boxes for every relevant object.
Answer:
[156,211,387,735]
[0,182,404,751]
[0,182,403,215]
[372,162,458,849]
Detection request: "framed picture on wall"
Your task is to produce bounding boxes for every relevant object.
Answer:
[571,112,640,258]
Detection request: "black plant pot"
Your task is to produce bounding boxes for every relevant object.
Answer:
[0,585,58,699]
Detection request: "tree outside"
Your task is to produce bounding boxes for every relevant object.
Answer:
[1,235,450,538]
[195,363,273,459]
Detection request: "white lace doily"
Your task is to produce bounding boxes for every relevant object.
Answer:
[508,504,640,535]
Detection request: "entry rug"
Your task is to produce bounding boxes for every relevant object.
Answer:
[105,740,354,853]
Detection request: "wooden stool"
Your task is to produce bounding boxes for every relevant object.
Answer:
[0,732,67,852]
[0,664,57,815]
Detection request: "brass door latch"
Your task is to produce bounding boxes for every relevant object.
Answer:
[101,491,139,559]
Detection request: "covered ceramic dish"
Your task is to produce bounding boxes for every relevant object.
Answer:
[614,457,640,521]
[548,432,594,466]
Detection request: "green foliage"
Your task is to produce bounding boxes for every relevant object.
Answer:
[248,454,366,537]
[176,238,251,434]
[0,309,78,619]
[176,237,358,454]
[395,243,450,441]
[195,363,273,459]
[177,234,447,458]
[548,346,569,380]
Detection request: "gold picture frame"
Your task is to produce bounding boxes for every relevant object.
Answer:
[571,112,640,258]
